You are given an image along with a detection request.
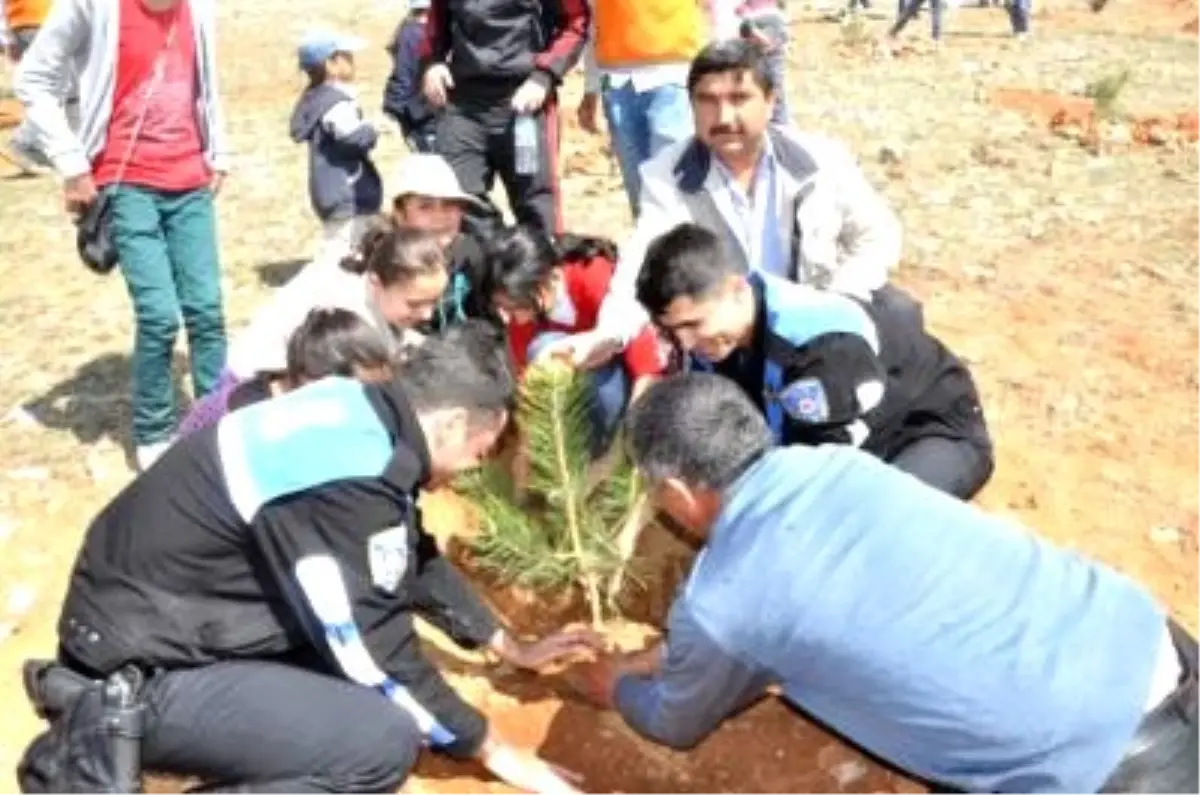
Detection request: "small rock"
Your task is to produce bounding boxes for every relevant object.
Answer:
[1149,525,1183,545]
[829,759,870,789]
[878,143,904,165]
[4,405,38,427]
[1146,124,1171,146]
[1101,122,1133,146]
[6,585,36,616]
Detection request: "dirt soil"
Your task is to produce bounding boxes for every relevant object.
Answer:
[0,0,1197,792]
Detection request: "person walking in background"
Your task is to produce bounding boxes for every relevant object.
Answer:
[577,0,701,217]
[418,0,589,238]
[16,0,231,472]
[290,29,383,276]
[712,0,793,126]
[383,0,439,153]
[2,0,57,172]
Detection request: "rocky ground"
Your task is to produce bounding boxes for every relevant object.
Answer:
[0,0,1196,791]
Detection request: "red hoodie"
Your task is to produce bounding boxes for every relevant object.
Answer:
[507,255,666,380]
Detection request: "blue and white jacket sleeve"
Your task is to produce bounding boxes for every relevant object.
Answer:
[614,602,772,750]
[249,478,489,759]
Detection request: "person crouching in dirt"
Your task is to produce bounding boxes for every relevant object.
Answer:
[18,322,596,794]
[636,223,993,499]
[486,225,668,456]
[571,372,1198,794]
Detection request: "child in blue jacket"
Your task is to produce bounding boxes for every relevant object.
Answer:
[290,30,383,274]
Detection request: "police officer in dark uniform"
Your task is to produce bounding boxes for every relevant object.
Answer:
[18,322,594,794]
[635,223,994,500]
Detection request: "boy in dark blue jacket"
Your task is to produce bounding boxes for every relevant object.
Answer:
[383,0,439,153]
[290,31,383,274]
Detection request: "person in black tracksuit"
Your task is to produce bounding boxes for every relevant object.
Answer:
[417,0,590,238]
[19,324,594,794]
[636,224,994,500]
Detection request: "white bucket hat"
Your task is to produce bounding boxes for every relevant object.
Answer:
[390,153,485,209]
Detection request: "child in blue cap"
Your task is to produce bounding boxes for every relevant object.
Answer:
[290,30,383,276]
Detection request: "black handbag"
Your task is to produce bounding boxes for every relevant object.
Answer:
[72,20,177,276]
[75,193,118,275]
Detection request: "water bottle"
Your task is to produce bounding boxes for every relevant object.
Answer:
[513,114,539,176]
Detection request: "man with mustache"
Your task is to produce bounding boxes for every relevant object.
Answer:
[537,38,903,375]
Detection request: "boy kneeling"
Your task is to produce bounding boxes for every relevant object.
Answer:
[636,223,993,499]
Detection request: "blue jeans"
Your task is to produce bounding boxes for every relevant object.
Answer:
[527,332,629,456]
[109,185,227,445]
[601,79,693,215]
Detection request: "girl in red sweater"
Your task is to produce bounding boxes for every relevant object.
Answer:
[487,226,667,454]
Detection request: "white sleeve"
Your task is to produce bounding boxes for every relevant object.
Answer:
[14,0,90,178]
[595,164,689,345]
[320,99,370,140]
[825,142,902,298]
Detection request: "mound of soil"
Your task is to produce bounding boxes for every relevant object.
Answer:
[990,87,1096,127]
[432,490,924,794]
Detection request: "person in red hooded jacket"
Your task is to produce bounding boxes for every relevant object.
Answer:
[486,226,667,455]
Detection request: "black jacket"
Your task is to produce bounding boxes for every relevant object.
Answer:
[420,0,590,90]
[419,233,504,335]
[56,377,498,759]
[384,17,439,134]
[290,83,384,222]
[706,279,989,461]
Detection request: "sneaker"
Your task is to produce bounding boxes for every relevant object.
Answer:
[135,440,173,472]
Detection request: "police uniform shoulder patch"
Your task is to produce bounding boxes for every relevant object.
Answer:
[778,377,830,424]
[367,525,409,594]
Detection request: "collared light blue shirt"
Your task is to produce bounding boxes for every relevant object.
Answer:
[614,445,1165,793]
[711,142,789,278]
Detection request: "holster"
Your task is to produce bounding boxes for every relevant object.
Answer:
[17,659,147,794]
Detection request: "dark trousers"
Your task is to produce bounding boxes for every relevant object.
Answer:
[139,661,422,793]
[924,622,1198,795]
[435,88,562,239]
[889,434,994,500]
[890,0,946,39]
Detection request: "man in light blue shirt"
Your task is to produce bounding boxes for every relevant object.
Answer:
[571,373,1197,793]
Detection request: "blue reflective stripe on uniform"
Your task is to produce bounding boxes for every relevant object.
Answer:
[689,355,715,373]
[217,377,394,521]
[756,272,879,353]
[763,359,784,439]
[294,555,459,749]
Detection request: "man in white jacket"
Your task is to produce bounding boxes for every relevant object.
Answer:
[545,39,902,372]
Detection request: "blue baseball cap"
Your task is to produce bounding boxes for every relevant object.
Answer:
[297,30,366,71]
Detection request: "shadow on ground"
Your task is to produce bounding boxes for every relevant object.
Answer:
[255,258,308,288]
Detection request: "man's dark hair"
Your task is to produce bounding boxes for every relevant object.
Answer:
[397,319,516,425]
[626,373,773,489]
[687,39,775,97]
[636,223,745,318]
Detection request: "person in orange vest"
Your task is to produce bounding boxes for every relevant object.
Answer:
[578,0,704,216]
[3,0,56,173]
[3,0,49,60]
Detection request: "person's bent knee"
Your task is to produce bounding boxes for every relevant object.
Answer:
[332,709,421,793]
